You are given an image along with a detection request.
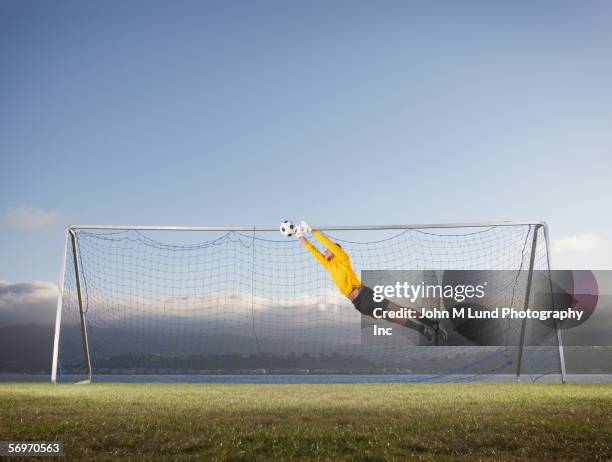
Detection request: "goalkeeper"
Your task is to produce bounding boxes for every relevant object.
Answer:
[296,221,447,344]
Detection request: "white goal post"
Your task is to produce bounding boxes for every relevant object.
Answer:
[51,221,566,383]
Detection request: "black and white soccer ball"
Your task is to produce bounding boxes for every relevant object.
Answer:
[279,220,297,237]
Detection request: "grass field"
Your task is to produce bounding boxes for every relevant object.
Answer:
[1,383,611,461]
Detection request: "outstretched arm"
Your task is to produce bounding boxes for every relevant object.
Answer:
[311,230,348,260]
[300,236,328,267]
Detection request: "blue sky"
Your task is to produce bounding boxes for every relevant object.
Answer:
[1,0,611,283]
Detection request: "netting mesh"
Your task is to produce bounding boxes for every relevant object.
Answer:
[56,224,563,382]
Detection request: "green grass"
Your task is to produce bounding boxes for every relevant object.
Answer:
[1,383,611,461]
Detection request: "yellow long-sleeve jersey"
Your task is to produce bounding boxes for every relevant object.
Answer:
[303,230,362,297]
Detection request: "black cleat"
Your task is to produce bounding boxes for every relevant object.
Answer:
[422,322,448,345]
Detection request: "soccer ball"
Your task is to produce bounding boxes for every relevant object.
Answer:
[279,220,297,237]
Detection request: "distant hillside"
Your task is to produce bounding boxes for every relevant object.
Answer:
[0,324,54,373]
[1,323,610,374]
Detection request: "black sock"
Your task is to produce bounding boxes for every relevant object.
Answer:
[418,316,438,329]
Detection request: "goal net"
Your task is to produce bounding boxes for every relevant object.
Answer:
[52,222,566,383]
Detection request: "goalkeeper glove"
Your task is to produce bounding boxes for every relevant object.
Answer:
[299,220,312,234]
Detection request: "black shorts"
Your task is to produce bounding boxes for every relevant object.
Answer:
[351,286,389,317]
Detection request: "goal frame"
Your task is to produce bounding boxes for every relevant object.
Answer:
[50,220,566,383]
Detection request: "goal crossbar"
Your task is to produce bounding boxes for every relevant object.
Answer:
[66,220,548,232]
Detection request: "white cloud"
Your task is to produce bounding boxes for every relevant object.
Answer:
[0,206,61,229]
[0,280,58,325]
[0,280,58,308]
[551,233,610,269]
[552,234,604,253]
[67,287,352,323]
[0,279,358,335]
